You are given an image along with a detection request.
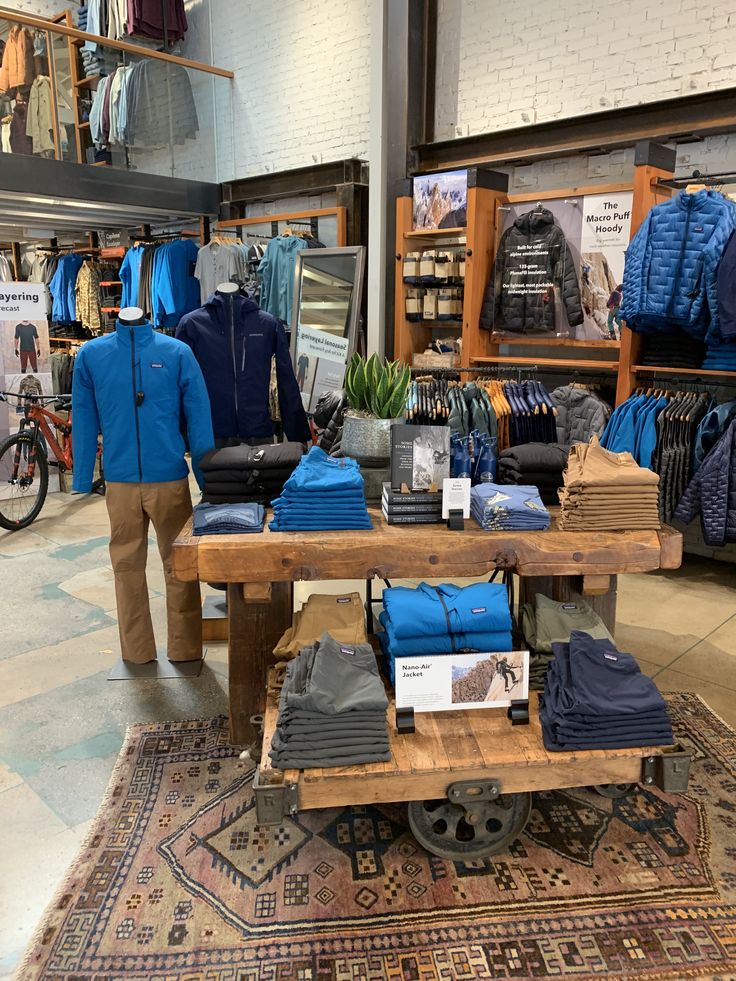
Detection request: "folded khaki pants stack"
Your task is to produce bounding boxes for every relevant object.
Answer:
[558,436,660,530]
[274,591,367,659]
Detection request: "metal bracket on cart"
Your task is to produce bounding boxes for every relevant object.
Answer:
[253,768,298,825]
[641,744,692,792]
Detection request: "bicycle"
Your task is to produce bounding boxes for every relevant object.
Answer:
[0,391,104,531]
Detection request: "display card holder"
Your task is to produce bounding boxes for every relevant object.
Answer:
[507,699,530,725]
[396,705,416,734]
[447,509,464,530]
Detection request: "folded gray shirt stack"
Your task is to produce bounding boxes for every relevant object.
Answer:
[269,632,391,769]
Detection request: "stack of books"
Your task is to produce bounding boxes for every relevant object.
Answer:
[381,483,443,524]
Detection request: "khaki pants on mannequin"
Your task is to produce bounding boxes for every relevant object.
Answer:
[106,479,202,663]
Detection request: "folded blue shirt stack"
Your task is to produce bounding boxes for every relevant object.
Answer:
[471,483,551,531]
[269,446,372,531]
[377,582,512,684]
[192,502,265,535]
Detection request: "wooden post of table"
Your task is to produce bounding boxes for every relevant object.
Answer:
[227,580,293,747]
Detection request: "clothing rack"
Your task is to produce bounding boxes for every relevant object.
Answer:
[655,169,736,188]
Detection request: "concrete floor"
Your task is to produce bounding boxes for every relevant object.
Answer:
[1,490,735,976]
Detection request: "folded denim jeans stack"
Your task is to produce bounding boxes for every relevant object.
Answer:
[497,442,570,506]
[269,632,390,769]
[200,443,304,506]
[540,631,674,751]
[269,446,372,531]
[471,483,551,531]
[521,593,614,690]
[377,582,512,684]
[192,502,265,535]
[558,436,660,530]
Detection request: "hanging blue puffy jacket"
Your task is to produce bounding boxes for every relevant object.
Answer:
[72,320,214,492]
[621,190,736,341]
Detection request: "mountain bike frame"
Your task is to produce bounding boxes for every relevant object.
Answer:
[7,396,73,476]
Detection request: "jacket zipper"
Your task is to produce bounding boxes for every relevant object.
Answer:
[228,295,239,421]
[667,198,693,318]
[241,334,246,372]
[130,328,142,481]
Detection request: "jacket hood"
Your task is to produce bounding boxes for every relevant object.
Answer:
[203,291,262,318]
[514,207,555,233]
[553,385,595,408]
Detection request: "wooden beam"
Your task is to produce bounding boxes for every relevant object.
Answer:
[413,86,736,172]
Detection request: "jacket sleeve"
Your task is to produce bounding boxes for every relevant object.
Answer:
[178,344,214,490]
[706,209,736,339]
[71,347,101,493]
[555,237,584,327]
[479,231,507,331]
[716,231,736,339]
[620,211,652,327]
[274,322,311,442]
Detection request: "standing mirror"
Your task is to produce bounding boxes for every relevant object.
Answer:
[290,246,366,412]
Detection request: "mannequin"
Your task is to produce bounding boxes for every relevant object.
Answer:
[72,306,214,665]
[176,281,310,447]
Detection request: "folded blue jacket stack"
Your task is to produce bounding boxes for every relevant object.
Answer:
[702,340,736,371]
[540,631,673,751]
[193,502,265,535]
[378,582,512,684]
[471,483,551,531]
[269,446,372,531]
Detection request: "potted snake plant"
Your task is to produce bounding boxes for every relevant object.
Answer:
[341,353,411,464]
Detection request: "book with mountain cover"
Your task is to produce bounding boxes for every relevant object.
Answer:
[390,425,451,492]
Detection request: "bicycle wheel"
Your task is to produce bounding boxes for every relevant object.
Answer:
[0,432,49,531]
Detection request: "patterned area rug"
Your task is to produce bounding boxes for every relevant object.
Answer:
[18,693,736,981]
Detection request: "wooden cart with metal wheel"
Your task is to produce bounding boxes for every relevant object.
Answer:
[172,509,690,861]
[253,686,691,860]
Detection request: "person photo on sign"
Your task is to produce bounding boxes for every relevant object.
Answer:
[296,353,309,391]
[14,320,41,373]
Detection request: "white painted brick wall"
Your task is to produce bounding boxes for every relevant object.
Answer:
[5,0,78,17]
[177,0,371,183]
[436,0,736,139]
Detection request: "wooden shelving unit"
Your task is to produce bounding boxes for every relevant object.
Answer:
[394,148,736,403]
[394,168,506,366]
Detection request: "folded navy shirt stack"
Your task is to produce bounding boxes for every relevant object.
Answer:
[269,633,390,769]
[269,446,372,531]
[471,482,551,531]
[540,630,674,751]
[200,443,304,506]
[377,582,512,684]
[192,502,265,535]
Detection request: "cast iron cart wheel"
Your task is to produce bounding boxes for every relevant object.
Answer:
[407,792,532,860]
[594,783,635,799]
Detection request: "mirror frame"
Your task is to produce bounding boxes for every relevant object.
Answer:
[289,245,366,373]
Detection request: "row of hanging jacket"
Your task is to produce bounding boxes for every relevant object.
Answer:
[82,0,188,44]
[50,350,76,395]
[119,239,199,328]
[600,387,730,523]
[89,61,198,152]
[0,254,13,282]
[258,230,325,325]
[621,189,736,347]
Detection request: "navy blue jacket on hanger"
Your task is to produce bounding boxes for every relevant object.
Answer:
[176,292,310,444]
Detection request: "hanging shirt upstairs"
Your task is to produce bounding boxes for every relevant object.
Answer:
[258,235,309,324]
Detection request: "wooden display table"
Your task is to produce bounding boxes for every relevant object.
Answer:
[172,512,687,857]
[172,508,683,747]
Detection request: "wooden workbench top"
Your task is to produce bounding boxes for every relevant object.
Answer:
[172,507,682,583]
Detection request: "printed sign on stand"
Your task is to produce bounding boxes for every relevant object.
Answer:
[0,284,50,443]
[295,324,350,413]
[395,650,529,712]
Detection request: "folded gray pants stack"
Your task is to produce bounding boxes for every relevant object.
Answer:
[269,632,390,769]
